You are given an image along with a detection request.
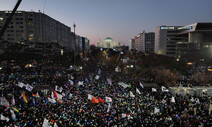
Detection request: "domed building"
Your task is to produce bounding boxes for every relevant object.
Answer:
[97,37,120,48]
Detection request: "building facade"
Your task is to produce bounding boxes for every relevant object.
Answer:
[0,11,90,51]
[176,23,212,63]
[154,26,187,57]
[134,31,155,53]
[154,23,212,63]
[129,39,135,50]
[97,37,120,49]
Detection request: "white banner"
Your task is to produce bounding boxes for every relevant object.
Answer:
[1,114,9,122]
[25,84,34,92]
[0,97,9,106]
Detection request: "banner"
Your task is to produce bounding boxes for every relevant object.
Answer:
[25,84,33,92]
[0,97,9,106]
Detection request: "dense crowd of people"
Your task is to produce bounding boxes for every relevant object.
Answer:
[0,61,212,126]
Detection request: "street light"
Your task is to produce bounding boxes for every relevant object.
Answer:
[73,23,76,65]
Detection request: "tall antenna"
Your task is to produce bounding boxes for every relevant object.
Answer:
[43,0,47,13]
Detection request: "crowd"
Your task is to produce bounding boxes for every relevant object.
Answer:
[0,61,212,127]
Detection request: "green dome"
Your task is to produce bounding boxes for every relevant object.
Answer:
[104,37,113,42]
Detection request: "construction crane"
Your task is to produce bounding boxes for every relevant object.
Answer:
[0,0,22,40]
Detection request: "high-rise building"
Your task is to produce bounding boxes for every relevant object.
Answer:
[155,23,212,62]
[154,26,187,56]
[176,23,212,63]
[81,37,90,52]
[129,39,135,50]
[0,10,89,51]
[134,31,155,53]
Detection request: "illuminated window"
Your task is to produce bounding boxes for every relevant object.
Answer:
[29,34,34,37]
[28,22,33,25]
[29,37,33,41]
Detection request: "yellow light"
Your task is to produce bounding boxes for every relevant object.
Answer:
[208,69,212,72]
[187,62,193,65]
[158,50,163,54]
[29,37,33,41]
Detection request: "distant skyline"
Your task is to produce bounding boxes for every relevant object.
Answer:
[0,0,212,46]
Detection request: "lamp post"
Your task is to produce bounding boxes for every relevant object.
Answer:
[73,23,76,65]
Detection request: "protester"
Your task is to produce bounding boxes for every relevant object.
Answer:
[0,61,212,126]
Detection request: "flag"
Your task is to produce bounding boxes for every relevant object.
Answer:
[68,93,73,99]
[16,82,25,88]
[57,93,63,100]
[139,82,144,88]
[42,118,52,127]
[130,91,135,98]
[97,97,105,103]
[60,87,63,93]
[190,97,195,102]
[25,84,33,92]
[55,86,63,93]
[36,92,40,97]
[57,98,63,103]
[20,92,28,103]
[0,97,10,107]
[161,86,169,92]
[11,95,15,106]
[78,81,84,86]
[105,97,112,103]
[54,122,58,127]
[10,109,17,121]
[171,96,175,103]
[52,91,57,99]
[154,107,160,114]
[1,114,9,122]
[107,103,111,112]
[68,79,74,85]
[107,78,112,85]
[92,97,99,103]
[122,113,126,118]
[11,107,19,113]
[161,99,166,104]
[55,85,60,92]
[136,88,141,94]
[48,97,56,104]
[32,93,39,98]
[152,88,157,92]
[95,75,100,80]
[118,82,129,89]
[88,94,93,100]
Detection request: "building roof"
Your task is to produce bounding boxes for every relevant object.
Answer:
[104,37,113,42]
[178,22,212,34]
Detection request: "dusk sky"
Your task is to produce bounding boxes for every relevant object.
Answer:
[1,0,212,45]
